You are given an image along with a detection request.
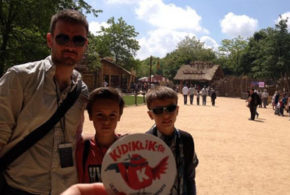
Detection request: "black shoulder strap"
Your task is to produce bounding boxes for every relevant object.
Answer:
[82,139,91,172]
[0,80,82,172]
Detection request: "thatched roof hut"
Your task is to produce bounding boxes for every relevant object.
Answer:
[174,61,224,82]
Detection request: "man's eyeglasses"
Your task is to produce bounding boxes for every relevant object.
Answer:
[55,34,87,47]
[150,104,177,115]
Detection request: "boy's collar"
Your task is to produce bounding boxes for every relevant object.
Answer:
[151,124,179,137]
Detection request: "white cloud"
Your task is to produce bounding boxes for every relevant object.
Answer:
[220,12,258,38]
[200,36,219,51]
[97,0,213,60]
[136,29,196,60]
[276,12,290,31]
[135,0,208,33]
[89,21,109,35]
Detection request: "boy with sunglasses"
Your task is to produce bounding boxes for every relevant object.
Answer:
[145,86,198,195]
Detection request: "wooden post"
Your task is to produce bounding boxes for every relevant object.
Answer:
[149,56,152,87]
[135,91,137,106]
[143,92,145,103]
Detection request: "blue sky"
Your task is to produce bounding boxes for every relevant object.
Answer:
[85,0,290,60]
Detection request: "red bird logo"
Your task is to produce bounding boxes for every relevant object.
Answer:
[105,154,169,190]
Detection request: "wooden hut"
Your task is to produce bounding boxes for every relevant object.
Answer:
[76,58,135,92]
[100,58,135,90]
[174,61,224,86]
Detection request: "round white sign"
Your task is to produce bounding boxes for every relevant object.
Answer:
[101,133,177,195]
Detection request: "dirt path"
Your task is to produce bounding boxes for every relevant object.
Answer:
[82,95,290,195]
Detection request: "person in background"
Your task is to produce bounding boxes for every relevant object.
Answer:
[272,91,277,110]
[189,84,195,105]
[196,90,200,106]
[280,93,288,116]
[182,84,189,105]
[274,91,280,109]
[0,9,89,195]
[211,89,217,106]
[201,87,207,106]
[247,89,260,120]
[261,89,269,108]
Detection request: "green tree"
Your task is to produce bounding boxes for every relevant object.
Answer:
[243,17,290,83]
[0,0,101,76]
[274,17,290,84]
[95,17,140,68]
[84,33,101,71]
[218,36,248,75]
[246,28,276,79]
[162,36,216,79]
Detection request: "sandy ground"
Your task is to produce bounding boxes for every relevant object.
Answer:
[82,95,290,195]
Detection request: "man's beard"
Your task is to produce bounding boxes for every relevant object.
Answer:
[52,51,79,67]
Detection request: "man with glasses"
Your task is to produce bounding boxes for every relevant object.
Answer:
[145,86,198,195]
[0,10,88,194]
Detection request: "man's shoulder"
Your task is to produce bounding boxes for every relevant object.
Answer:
[9,57,51,75]
[2,57,51,86]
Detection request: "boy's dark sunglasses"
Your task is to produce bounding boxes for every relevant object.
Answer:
[150,104,177,115]
[55,34,86,47]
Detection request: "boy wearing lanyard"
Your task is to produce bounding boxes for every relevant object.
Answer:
[145,86,199,195]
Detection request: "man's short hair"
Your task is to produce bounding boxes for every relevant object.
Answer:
[145,86,178,109]
[50,9,88,34]
[87,87,124,117]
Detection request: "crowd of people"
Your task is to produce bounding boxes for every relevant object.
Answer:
[182,84,217,106]
[247,89,290,121]
[271,91,290,117]
[0,9,198,195]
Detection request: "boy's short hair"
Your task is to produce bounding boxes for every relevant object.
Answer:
[87,87,124,117]
[145,86,178,109]
[50,9,88,34]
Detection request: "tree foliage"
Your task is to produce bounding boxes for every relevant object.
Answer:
[217,36,248,75]
[161,36,217,80]
[241,17,290,80]
[216,18,290,86]
[84,33,101,71]
[93,17,140,70]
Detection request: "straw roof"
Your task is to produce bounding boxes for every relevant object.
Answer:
[174,61,223,81]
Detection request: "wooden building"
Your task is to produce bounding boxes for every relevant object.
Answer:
[76,58,135,92]
[174,61,224,86]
